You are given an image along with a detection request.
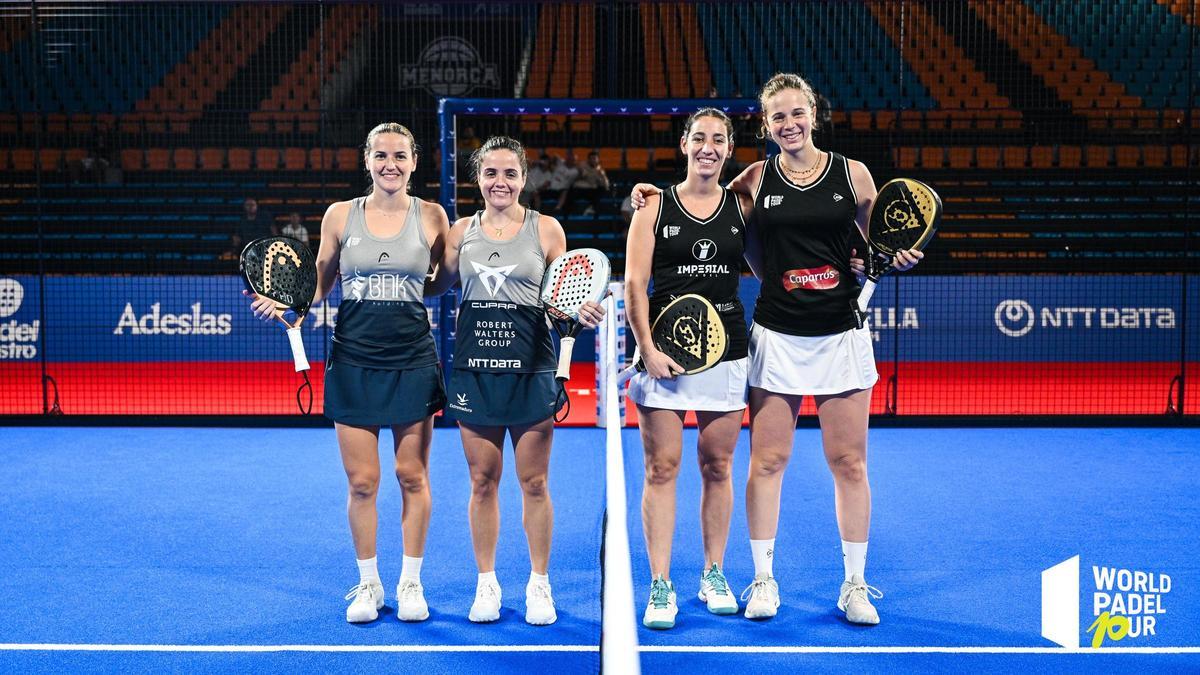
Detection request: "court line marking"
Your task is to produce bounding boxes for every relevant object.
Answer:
[3,643,1196,654]
[0,644,598,653]
[638,646,1200,654]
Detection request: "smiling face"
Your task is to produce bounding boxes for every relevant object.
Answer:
[477,148,526,210]
[764,88,816,153]
[681,115,730,180]
[365,132,416,195]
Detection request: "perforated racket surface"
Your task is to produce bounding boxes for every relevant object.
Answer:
[240,236,317,317]
[540,248,611,322]
[867,178,941,259]
[652,294,727,375]
[240,236,317,374]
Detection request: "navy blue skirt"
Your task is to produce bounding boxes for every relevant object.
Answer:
[445,369,564,427]
[324,361,446,427]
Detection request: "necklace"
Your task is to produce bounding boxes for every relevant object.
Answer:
[484,209,522,238]
[780,151,824,181]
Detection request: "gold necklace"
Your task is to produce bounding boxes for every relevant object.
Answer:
[484,209,522,238]
[780,151,823,180]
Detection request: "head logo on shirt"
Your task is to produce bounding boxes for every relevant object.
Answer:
[470,260,518,297]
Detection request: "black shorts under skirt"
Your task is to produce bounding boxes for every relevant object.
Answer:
[444,369,564,427]
[324,361,446,427]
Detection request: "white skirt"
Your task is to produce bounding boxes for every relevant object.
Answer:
[748,322,878,396]
[627,358,748,412]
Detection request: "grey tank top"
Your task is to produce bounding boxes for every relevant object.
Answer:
[453,208,555,373]
[330,196,438,369]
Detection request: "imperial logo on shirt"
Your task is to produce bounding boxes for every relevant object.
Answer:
[782,265,840,291]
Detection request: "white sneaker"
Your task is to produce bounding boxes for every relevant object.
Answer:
[837,574,883,625]
[740,573,779,619]
[395,579,430,622]
[697,563,739,615]
[642,575,677,629]
[344,581,384,623]
[525,580,557,625]
[469,579,502,623]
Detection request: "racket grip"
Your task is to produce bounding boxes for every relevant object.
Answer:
[857,279,877,314]
[286,326,310,372]
[556,336,575,382]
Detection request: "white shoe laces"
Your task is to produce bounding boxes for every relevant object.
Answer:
[528,582,554,607]
[739,577,774,604]
[398,579,423,603]
[345,583,379,602]
[475,582,500,603]
[846,580,884,605]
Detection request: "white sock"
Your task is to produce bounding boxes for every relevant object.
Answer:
[478,570,498,587]
[528,571,549,587]
[400,555,423,582]
[750,538,775,577]
[356,557,380,585]
[842,540,868,582]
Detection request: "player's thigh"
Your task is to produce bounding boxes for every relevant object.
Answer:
[695,408,743,471]
[390,416,434,475]
[814,388,871,462]
[336,422,383,481]
[749,386,803,460]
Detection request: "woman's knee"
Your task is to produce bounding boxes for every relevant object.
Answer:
[519,473,549,500]
[394,463,429,493]
[698,454,732,483]
[644,454,681,486]
[347,472,381,500]
[828,452,867,484]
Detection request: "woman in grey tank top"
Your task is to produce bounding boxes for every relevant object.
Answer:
[425,136,605,626]
[246,123,451,625]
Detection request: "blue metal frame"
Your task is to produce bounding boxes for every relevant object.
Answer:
[437,97,760,220]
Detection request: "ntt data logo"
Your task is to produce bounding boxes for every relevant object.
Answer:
[1042,555,1172,648]
[996,299,1175,338]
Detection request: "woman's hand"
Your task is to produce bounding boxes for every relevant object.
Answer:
[242,289,278,322]
[892,248,924,272]
[629,183,662,210]
[850,249,866,285]
[641,347,683,380]
[577,299,607,328]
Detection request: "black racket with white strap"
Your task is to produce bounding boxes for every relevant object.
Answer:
[853,178,942,327]
[240,236,318,373]
[618,294,728,385]
[540,248,611,382]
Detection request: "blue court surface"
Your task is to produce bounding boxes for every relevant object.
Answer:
[0,426,1197,673]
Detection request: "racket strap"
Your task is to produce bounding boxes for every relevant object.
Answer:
[554,380,570,423]
[296,370,313,415]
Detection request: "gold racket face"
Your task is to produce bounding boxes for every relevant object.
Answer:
[869,178,942,257]
[653,294,728,374]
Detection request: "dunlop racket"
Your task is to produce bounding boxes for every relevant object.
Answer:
[618,294,728,385]
[240,236,317,372]
[854,178,942,326]
[540,248,611,383]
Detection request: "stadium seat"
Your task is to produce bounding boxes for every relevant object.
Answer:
[920,146,945,169]
[1030,146,1054,169]
[1002,146,1027,169]
[1058,146,1083,169]
[255,148,280,171]
[228,148,252,171]
[1085,146,1111,168]
[12,149,35,171]
[120,148,144,172]
[975,147,1000,169]
[625,148,650,171]
[283,148,307,170]
[199,148,224,171]
[309,148,334,171]
[1142,146,1166,168]
[173,148,197,170]
[1115,146,1140,168]
[335,148,361,172]
[145,149,170,171]
[948,147,974,169]
[38,148,64,171]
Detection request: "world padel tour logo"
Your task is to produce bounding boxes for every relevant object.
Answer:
[401,37,500,97]
[0,278,39,360]
[1042,555,1172,648]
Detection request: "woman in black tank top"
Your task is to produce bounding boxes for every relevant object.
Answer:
[625,108,755,626]
[721,75,922,624]
[245,123,452,624]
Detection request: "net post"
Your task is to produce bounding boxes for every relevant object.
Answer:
[598,286,639,674]
[596,281,626,428]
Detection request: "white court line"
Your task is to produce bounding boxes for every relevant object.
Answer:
[639,645,1200,654]
[3,643,1196,655]
[0,644,598,653]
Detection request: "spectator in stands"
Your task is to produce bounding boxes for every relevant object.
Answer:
[229,197,277,255]
[245,121,449,625]
[69,136,112,184]
[282,211,310,247]
[548,152,581,213]
[523,154,553,210]
[564,151,610,217]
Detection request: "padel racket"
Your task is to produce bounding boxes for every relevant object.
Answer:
[240,236,317,372]
[540,248,611,382]
[854,178,942,327]
[618,294,728,385]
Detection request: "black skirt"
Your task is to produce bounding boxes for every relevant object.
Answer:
[324,361,446,426]
[444,369,564,427]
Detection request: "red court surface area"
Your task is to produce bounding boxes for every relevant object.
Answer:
[2,361,1194,420]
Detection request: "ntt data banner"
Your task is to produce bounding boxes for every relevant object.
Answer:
[0,275,1192,363]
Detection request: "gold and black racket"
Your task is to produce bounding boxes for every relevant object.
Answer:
[240,236,317,372]
[618,294,728,384]
[854,178,942,326]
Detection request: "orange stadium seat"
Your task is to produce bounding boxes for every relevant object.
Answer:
[120,148,143,171]
[1002,147,1027,169]
[1058,146,1082,169]
[228,148,252,171]
[1084,146,1111,168]
[199,148,224,171]
[734,147,761,166]
[874,110,897,131]
[38,148,63,171]
[975,147,1000,169]
[1170,145,1188,167]
[920,146,945,169]
[309,148,334,171]
[283,148,307,170]
[0,148,9,171]
[895,147,917,169]
[948,147,974,169]
[1030,146,1054,169]
[597,148,621,171]
[1142,146,1166,168]
[625,148,650,171]
[255,148,280,171]
[1114,146,1140,168]
[335,148,361,172]
[11,148,35,171]
[173,148,197,170]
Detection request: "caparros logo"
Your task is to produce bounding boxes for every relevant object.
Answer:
[782,265,839,291]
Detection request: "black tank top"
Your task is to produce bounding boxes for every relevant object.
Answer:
[751,152,861,336]
[647,185,748,361]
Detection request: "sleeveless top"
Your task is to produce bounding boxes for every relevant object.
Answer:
[453,208,556,373]
[331,195,438,368]
[751,152,862,336]
[647,185,748,361]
